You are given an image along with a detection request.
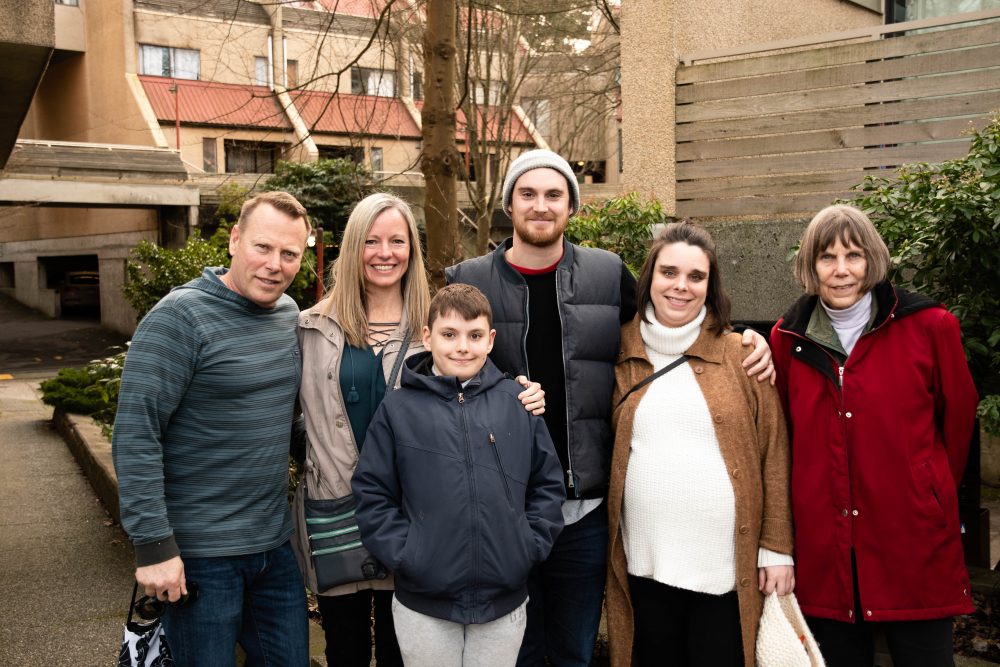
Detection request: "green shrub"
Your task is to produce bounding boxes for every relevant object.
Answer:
[123,237,230,321]
[41,349,126,436]
[566,192,664,275]
[849,112,1000,434]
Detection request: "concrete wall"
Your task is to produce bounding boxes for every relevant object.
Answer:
[619,0,881,321]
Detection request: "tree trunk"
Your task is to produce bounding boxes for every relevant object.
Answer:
[422,0,460,289]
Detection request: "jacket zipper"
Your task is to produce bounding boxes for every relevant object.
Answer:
[458,391,480,623]
[554,270,575,494]
[489,433,514,506]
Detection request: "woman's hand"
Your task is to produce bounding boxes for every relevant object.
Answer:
[516,376,546,415]
[758,565,795,596]
[742,329,776,385]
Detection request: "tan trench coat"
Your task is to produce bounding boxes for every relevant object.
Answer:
[291,299,423,596]
[606,315,793,667]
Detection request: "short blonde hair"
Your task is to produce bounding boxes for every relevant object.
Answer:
[795,205,891,295]
[322,193,430,347]
[239,191,311,233]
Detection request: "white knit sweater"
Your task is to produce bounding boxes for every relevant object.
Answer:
[622,306,790,595]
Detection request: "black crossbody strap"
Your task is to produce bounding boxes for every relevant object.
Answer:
[386,330,412,390]
[615,355,690,409]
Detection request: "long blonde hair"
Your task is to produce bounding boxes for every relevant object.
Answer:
[322,193,430,347]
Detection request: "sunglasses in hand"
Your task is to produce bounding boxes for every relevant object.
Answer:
[133,582,200,621]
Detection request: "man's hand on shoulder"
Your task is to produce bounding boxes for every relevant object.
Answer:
[516,375,546,415]
[741,329,776,385]
[136,555,187,603]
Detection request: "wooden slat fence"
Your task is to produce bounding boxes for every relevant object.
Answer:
[675,15,1000,218]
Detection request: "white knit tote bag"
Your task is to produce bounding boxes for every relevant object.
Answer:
[756,591,825,667]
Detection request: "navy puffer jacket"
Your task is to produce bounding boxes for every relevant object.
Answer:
[352,352,565,624]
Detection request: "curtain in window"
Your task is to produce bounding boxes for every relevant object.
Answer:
[172,49,200,80]
[140,45,169,77]
[904,0,1000,19]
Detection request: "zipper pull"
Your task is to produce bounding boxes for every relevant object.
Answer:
[566,469,575,489]
[458,392,465,404]
[489,433,496,445]
[838,366,844,387]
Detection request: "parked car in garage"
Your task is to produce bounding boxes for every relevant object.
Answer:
[60,270,100,313]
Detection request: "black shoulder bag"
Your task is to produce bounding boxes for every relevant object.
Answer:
[615,355,690,409]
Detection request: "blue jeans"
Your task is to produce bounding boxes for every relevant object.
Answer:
[162,541,309,666]
[516,505,608,667]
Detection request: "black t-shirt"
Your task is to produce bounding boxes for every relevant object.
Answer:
[510,258,637,481]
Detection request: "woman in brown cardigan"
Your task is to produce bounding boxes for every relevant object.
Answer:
[606,222,794,667]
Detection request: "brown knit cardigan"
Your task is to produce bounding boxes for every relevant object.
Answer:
[606,315,793,667]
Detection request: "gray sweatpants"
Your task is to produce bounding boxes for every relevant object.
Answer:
[391,595,527,667]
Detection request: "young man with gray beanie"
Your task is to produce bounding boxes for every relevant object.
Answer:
[446,149,773,667]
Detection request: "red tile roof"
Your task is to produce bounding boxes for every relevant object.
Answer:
[416,101,535,146]
[291,90,421,138]
[140,76,291,129]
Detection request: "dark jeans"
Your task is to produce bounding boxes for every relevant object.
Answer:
[317,589,402,667]
[807,615,954,667]
[807,550,954,667]
[161,540,309,666]
[516,505,608,667]
[627,574,744,667]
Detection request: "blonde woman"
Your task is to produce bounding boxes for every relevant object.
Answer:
[292,193,543,666]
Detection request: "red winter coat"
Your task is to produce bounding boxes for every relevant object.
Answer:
[771,282,978,623]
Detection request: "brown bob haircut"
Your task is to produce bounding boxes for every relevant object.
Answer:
[237,191,311,233]
[427,283,494,330]
[636,220,731,335]
[794,204,890,295]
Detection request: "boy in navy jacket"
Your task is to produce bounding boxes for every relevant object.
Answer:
[353,283,565,666]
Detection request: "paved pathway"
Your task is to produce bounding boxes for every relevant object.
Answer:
[0,376,136,665]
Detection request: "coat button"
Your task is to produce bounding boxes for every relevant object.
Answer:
[714,414,723,424]
[852,509,859,516]
[842,509,849,517]
[335,420,345,428]
[327,371,333,379]
[866,610,872,617]
[795,346,802,352]
[739,524,749,534]
[740,577,750,587]
[694,366,704,374]
[848,609,854,618]
[732,468,741,478]
[845,412,853,418]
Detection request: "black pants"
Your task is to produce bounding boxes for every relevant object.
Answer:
[628,574,744,667]
[317,589,402,667]
[807,551,954,667]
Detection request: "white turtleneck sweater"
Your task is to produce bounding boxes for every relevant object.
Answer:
[622,305,791,595]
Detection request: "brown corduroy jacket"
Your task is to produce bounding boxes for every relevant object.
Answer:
[606,315,793,667]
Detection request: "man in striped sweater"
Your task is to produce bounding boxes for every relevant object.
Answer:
[112,191,311,665]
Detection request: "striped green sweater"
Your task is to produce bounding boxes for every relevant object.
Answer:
[112,268,301,565]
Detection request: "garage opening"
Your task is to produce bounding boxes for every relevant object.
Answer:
[39,254,101,320]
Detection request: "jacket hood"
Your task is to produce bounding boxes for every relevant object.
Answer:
[401,350,508,399]
[777,280,940,335]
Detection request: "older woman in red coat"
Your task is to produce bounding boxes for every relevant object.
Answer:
[771,204,979,667]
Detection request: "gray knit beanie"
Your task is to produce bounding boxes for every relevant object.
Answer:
[501,149,580,216]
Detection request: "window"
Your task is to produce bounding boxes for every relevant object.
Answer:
[317,145,364,163]
[370,147,384,174]
[890,0,1000,20]
[522,98,550,136]
[351,67,396,97]
[203,138,217,173]
[55,0,79,6]
[140,45,200,80]
[617,128,624,174]
[411,70,423,101]
[255,57,268,86]
[224,140,281,173]
[286,60,298,89]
